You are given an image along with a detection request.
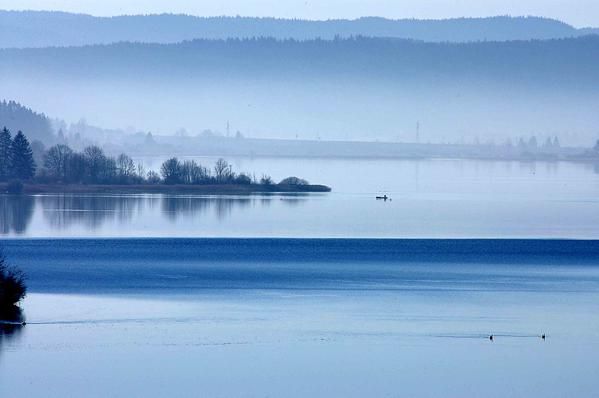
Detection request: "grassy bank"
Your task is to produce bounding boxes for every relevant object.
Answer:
[1,183,331,195]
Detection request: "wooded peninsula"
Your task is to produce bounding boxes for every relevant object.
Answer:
[0,127,331,194]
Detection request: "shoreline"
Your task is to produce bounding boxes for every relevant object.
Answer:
[0,183,331,195]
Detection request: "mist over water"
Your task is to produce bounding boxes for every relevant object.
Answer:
[3,32,599,145]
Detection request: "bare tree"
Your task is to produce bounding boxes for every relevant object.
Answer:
[83,145,106,183]
[66,153,86,183]
[214,158,233,183]
[181,160,211,184]
[116,153,136,181]
[136,162,146,180]
[101,156,118,183]
[146,170,161,184]
[161,157,182,184]
[44,144,73,181]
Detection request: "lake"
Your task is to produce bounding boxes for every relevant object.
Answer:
[1,239,599,397]
[2,157,599,238]
[2,158,599,397]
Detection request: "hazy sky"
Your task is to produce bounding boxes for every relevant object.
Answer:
[0,0,597,27]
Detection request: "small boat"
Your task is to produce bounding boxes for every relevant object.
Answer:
[376,195,389,201]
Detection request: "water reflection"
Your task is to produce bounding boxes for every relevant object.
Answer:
[41,195,146,229]
[0,196,34,235]
[1,158,599,237]
[162,196,250,221]
[0,306,24,324]
[161,195,306,221]
[0,306,24,359]
[0,194,307,235]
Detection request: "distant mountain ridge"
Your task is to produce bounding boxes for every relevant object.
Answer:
[0,11,596,48]
[2,35,598,144]
[3,36,598,88]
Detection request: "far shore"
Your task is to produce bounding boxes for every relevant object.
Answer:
[0,183,331,195]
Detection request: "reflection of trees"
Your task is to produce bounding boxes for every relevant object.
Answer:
[0,306,24,360]
[215,198,251,220]
[161,196,252,221]
[0,195,34,235]
[41,195,145,230]
[2,194,309,233]
[278,195,307,207]
[161,195,307,221]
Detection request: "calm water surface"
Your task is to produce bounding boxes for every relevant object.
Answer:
[2,158,599,238]
[1,239,599,397]
[2,158,599,397]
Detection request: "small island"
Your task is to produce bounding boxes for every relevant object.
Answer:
[0,128,331,194]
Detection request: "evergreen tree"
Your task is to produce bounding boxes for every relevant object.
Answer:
[0,127,12,181]
[10,131,36,180]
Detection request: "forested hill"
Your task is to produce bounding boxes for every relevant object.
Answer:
[0,100,54,144]
[0,11,595,48]
[2,37,598,143]
[2,36,599,88]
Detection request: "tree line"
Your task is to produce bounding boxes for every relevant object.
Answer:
[0,127,36,181]
[4,35,599,87]
[0,128,309,187]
